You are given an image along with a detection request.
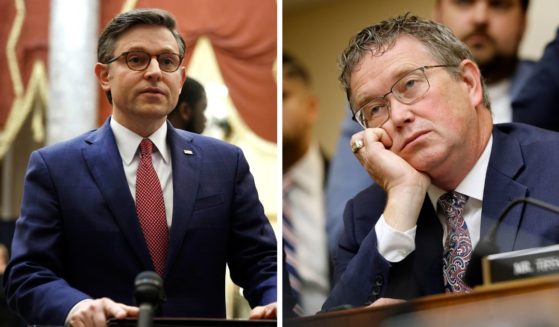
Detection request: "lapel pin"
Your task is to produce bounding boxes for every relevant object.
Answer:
[183,149,193,155]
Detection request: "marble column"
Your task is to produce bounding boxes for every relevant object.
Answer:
[48,0,99,144]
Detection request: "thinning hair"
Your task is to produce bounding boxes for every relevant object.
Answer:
[339,13,490,111]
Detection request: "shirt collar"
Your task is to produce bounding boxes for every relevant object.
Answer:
[110,117,170,165]
[428,135,493,207]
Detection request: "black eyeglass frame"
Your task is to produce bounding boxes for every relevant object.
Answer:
[351,64,459,129]
[105,51,184,73]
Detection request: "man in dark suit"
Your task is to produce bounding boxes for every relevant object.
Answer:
[3,8,277,325]
[323,14,559,310]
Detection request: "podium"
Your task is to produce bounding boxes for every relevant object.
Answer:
[108,318,276,327]
[286,276,559,327]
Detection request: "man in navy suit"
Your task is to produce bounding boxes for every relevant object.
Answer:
[323,14,559,310]
[325,0,539,268]
[3,8,277,325]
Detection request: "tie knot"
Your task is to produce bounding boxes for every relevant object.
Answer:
[438,191,468,216]
[139,139,153,157]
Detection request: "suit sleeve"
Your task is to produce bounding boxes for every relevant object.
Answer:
[226,148,277,307]
[2,151,89,325]
[322,197,390,310]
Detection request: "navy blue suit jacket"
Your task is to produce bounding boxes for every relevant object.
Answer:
[323,123,559,309]
[513,28,559,130]
[3,119,277,324]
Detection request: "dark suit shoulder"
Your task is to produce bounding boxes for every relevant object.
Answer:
[34,128,99,160]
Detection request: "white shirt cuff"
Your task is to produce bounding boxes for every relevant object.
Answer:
[375,214,416,262]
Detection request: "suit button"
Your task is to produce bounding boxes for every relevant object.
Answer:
[372,286,381,296]
[375,274,384,286]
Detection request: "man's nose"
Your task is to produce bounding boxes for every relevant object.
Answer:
[472,1,489,24]
[388,97,415,127]
[144,57,162,80]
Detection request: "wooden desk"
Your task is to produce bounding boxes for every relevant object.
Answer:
[286,276,559,327]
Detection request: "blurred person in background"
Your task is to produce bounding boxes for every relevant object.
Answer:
[512,27,559,129]
[168,77,207,134]
[283,53,330,316]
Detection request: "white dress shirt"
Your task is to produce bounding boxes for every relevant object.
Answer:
[375,136,493,262]
[284,143,330,315]
[110,118,174,227]
[487,79,512,124]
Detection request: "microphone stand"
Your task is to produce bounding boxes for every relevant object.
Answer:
[465,197,559,287]
[135,271,164,327]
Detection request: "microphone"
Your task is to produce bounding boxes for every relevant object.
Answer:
[135,271,165,327]
[464,197,559,287]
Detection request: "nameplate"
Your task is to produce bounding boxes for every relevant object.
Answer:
[482,244,559,285]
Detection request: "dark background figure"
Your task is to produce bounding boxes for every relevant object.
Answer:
[512,27,559,129]
[282,53,330,316]
[168,77,207,134]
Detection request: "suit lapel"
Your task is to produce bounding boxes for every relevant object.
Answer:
[82,120,153,269]
[165,126,202,273]
[481,127,528,252]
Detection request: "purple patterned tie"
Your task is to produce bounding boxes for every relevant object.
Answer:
[438,191,472,293]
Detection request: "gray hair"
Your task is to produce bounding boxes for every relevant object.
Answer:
[339,13,490,110]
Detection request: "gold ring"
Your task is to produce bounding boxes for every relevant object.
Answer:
[351,139,364,153]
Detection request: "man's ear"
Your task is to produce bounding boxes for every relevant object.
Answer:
[459,59,484,108]
[179,66,187,87]
[95,63,111,92]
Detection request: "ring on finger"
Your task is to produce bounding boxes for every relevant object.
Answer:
[351,139,364,153]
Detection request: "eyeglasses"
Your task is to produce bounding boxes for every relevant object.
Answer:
[352,64,458,129]
[106,51,183,73]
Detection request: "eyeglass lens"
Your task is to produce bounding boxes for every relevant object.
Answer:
[126,51,181,72]
[356,68,429,128]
